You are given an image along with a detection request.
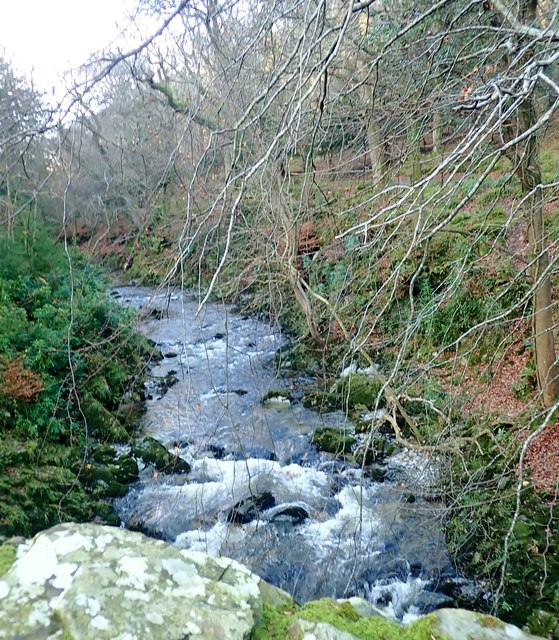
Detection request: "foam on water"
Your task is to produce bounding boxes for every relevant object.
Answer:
[113,286,464,620]
[365,576,427,622]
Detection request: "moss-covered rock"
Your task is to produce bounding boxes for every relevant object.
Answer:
[131,436,190,474]
[254,599,438,640]
[78,464,127,498]
[254,599,545,640]
[91,444,117,465]
[0,544,16,577]
[333,374,384,412]
[115,400,145,430]
[261,389,292,408]
[311,427,355,455]
[0,462,118,538]
[275,342,320,373]
[526,609,559,639]
[82,396,129,443]
[109,455,139,484]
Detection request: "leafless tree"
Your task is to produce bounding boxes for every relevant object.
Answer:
[31,0,559,616]
[0,57,53,237]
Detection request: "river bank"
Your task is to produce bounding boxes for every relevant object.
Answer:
[0,234,152,538]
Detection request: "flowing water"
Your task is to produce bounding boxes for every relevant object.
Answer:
[113,286,466,621]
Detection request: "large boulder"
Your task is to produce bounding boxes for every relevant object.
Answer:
[0,523,289,639]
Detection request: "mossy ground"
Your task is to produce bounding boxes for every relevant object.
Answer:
[0,544,16,577]
[252,599,445,640]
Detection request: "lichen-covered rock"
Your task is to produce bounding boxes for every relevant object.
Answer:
[434,609,544,640]
[0,523,290,640]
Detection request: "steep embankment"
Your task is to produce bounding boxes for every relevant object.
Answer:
[0,229,153,537]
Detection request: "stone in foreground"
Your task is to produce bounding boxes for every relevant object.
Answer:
[0,523,288,639]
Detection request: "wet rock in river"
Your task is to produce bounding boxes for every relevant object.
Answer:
[364,464,386,483]
[139,306,167,320]
[269,504,310,525]
[261,389,292,408]
[227,491,276,524]
[158,371,179,394]
[229,445,278,461]
[312,427,356,455]
[131,437,190,474]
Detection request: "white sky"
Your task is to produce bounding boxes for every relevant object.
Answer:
[0,0,137,93]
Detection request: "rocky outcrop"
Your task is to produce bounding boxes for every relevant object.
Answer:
[0,523,546,640]
[0,523,288,639]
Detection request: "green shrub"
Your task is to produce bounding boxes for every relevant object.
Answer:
[0,228,148,536]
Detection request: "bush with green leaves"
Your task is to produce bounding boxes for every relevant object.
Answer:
[0,225,151,537]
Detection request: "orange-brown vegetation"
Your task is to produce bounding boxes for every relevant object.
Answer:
[0,356,44,404]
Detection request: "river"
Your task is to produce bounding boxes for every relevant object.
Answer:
[112,285,468,622]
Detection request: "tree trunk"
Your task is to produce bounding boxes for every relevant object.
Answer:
[432,109,443,157]
[506,0,559,407]
[518,97,559,407]
[367,118,388,186]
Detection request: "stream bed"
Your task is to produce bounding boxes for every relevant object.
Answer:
[113,286,471,622]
